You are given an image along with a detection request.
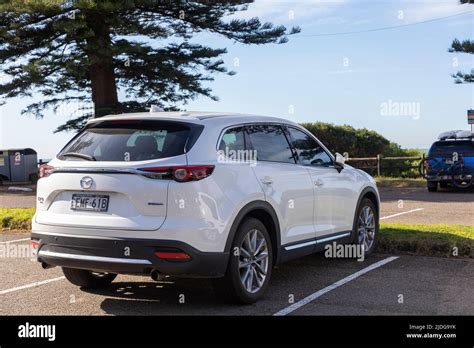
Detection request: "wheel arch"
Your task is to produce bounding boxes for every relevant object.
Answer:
[359,186,380,217]
[224,200,281,265]
[350,186,380,241]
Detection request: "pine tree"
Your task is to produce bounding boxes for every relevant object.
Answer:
[449,0,473,83]
[0,0,300,132]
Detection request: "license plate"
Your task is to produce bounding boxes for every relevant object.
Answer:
[71,194,109,212]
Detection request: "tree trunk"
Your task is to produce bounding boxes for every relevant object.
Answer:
[85,13,119,118]
[89,60,119,117]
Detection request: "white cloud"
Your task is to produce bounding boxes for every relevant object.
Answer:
[232,0,349,23]
[399,0,470,22]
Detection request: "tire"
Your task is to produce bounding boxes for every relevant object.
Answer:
[427,181,438,192]
[439,182,448,189]
[452,176,472,189]
[62,268,117,289]
[351,198,378,256]
[213,217,273,304]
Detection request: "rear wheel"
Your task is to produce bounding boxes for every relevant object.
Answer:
[452,176,472,189]
[62,268,117,289]
[427,181,438,192]
[213,217,272,304]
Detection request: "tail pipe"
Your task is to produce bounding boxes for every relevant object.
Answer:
[41,262,55,270]
[150,269,164,281]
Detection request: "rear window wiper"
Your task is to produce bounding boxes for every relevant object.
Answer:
[60,152,97,161]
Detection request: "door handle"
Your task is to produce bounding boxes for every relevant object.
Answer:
[261,177,273,185]
[314,179,324,186]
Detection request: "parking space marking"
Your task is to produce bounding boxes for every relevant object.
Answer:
[273,256,399,316]
[0,238,30,244]
[0,276,65,295]
[381,208,424,220]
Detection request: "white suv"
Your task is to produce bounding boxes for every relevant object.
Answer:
[32,112,379,303]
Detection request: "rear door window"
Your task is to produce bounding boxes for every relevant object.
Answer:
[246,125,295,164]
[59,120,200,162]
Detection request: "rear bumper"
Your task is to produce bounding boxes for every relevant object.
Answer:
[426,174,473,182]
[32,233,229,278]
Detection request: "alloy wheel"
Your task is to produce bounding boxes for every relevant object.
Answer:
[357,206,376,252]
[238,229,269,293]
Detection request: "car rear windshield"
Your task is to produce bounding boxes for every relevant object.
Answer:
[58,120,202,162]
[428,141,474,158]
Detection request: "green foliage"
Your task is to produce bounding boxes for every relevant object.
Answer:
[382,142,423,177]
[300,122,390,157]
[449,1,473,84]
[0,0,300,131]
[301,121,422,177]
[0,208,35,230]
[378,223,473,258]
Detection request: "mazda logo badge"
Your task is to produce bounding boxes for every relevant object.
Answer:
[80,176,94,189]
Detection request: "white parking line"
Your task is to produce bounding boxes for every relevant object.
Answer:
[273,256,399,316]
[0,237,30,244]
[0,277,66,295]
[380,208,424,220]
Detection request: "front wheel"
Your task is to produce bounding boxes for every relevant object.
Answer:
[352,198,378,256]
[213,217,273,304]
[62,268,117,289]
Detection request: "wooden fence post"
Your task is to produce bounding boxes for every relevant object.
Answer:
[376,154,381,176]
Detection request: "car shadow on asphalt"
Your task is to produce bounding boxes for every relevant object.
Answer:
[83,276,275,315]
[79,253,379,315]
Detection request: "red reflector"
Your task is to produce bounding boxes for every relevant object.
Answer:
[154,251,191,260]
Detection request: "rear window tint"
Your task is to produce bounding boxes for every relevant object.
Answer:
[428,141,474,157]
[59,120,200,162]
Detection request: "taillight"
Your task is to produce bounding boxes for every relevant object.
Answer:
[140,165,214,182]
[39,164,54,178]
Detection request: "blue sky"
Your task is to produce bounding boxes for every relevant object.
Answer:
[0,0,473,159]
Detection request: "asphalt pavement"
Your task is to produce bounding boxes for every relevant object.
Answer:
[0,185,472,315]
[0,234,472,315]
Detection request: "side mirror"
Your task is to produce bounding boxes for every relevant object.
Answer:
[334,152,345,173]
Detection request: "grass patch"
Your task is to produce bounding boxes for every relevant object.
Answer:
[0,208,35,231]
[375,176,425,188]
[378,223,474,258]
[1,208,472,258]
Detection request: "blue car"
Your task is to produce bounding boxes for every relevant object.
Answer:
[424,130,474,192]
